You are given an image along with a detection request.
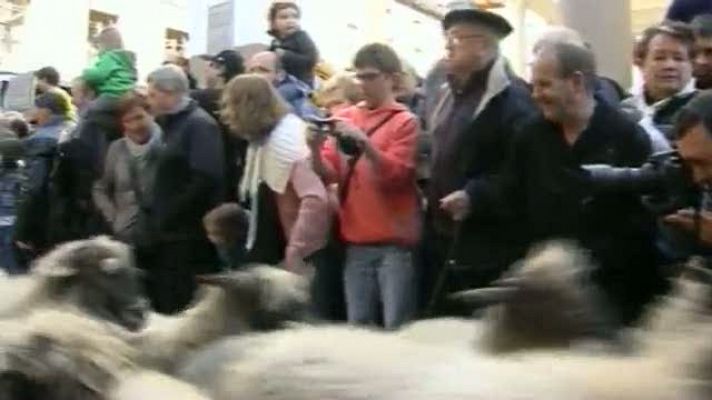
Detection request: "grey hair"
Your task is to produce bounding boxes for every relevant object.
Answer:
[533,26,587,54]
[147,65,189,94]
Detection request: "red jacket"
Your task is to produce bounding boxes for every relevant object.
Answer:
[322,101,421,245]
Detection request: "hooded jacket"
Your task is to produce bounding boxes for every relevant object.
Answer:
[269,30,318,86]
[82,49,137,97]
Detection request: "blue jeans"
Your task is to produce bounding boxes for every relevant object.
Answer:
[343,245,416,329]
[0,225,20,274]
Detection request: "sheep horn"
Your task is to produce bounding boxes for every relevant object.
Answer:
[33,263,78,278]
[493,277,524,287]
[683,257,712,283]
[195,273,233,286]
[447,287,517,306]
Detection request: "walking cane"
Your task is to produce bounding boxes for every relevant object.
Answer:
[425,222,463,317]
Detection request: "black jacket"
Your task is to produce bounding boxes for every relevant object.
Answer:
[46,98,121,245]
[152,100,225,242]
[191,88,247,201]
[269,30,318,85]
[469,102,662,323]
[427,58,537,275]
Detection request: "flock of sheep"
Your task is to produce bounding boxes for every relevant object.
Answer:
[0,236,711,399]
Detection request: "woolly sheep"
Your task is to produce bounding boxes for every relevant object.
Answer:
[108,371,211,400]
[181,256,712,400]
[181,317,712,400]
[0,236,148,331]
[132,264,311,372]
[0,309,211,400]
[401,241,619,353]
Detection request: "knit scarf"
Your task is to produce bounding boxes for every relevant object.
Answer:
[239,113,309,250]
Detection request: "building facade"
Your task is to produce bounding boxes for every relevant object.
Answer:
[0,0,189,81]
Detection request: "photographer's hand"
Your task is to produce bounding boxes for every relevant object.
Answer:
[305,125,336,183]
[306,124,327,150]
[664,209,712,247]
[335,121,379,162]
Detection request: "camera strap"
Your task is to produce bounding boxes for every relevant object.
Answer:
[339,110,404,203]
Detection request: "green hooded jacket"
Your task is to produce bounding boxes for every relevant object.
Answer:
[82,49,137,97]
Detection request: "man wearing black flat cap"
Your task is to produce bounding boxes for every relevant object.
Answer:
[423,0,536,312]
[191,49,247,202]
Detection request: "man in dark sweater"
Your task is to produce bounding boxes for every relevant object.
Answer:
[467,43,663,325]
[144,65,225,314]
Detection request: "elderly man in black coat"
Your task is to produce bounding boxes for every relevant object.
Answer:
[143,65,226,314]
[466,42,663,325]
[423,2,536,312]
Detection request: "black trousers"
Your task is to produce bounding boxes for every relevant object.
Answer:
[309,244,346,322]
[136,239,219,314]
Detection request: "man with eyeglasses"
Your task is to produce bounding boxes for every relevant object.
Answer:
[423,1,535,313]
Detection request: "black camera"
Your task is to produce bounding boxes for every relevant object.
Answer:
[582,151,700,215]
[306,116,363,157]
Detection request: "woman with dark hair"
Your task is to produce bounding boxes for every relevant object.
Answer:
[92,92,161,244]
[220,74,330,273]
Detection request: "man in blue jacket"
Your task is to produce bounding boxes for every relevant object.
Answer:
[248,51,318,120]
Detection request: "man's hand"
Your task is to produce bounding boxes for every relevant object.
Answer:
[440,190,471,221]
[664,209,712,246]
[335,121,369,147]
[306,124,328,150]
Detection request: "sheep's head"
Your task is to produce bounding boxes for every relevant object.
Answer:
[31,236,148,332]
[642,257,712,338]
[196,265,311,332]
[0,310,138,400]
[449,241,616,351]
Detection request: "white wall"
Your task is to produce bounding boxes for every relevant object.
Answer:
[2,0,189,82]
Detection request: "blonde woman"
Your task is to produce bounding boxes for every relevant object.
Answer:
[221,74,330,273]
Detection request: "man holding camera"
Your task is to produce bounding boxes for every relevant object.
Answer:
[308,43,421,329]
[665,92,712,249]
[465,42,663,325]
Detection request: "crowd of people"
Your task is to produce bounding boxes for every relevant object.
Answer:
[2,0,712,332]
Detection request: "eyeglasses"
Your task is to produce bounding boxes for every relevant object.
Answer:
[444,33,487,45]
[355,71,382,81]
[249,66,276,74]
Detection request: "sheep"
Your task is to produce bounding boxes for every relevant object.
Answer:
[0,309,211,400]
[178,307,712,400]
[400,241,619,353]
[131,264,311,372]
[176,254,712,400]
[0,236,148,331]
[178,322,710,400]
[108,371,212,400]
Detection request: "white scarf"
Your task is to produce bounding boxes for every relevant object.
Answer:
[239,114,309,250]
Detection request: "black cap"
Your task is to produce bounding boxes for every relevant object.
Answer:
[206,49,245,81]
[442,1,513,39]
